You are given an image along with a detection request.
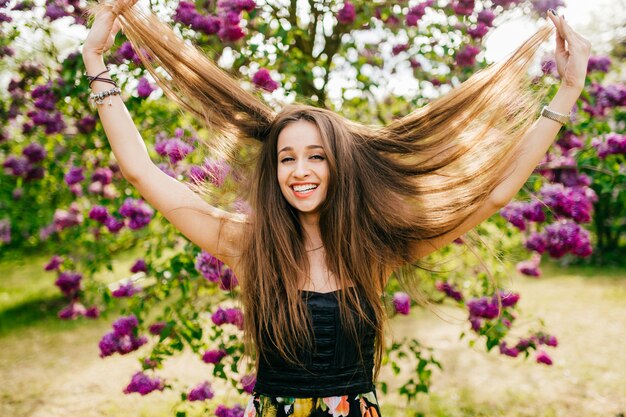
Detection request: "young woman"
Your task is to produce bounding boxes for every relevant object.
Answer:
[82,2,590,416]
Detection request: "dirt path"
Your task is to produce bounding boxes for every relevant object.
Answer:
[1,270,625,417]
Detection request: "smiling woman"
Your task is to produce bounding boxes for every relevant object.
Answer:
[81,0,591,413]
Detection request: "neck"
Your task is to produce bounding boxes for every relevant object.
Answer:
[299,212,322,250]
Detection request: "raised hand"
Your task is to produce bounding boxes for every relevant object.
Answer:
[547,9,592,92]
[82,5,123,58]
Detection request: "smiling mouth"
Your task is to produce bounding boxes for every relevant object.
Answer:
[291,184,318,197]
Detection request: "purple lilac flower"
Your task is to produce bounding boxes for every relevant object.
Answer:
[44,255,63,271]
[556,130,584,151]
[540,57,558,77]
[337,1,355,24]
[89,205,109,223]
[534,332,558,347]
[468,22,489,39]
[91,167,113,185]
[456,45,480,67]
[592,133,626,159]
[492,0,523,6]
[188,381,214,401]
[435,281,463,302]
[542,220,592,258]
[587,55,611,73]
[53,204,83,231]
[531,0,564,14]
[137,77,156,98]
[218,20,245,42]
[124,372,164,395]
[477,9,495,26]
[3,155,29,177]
[22,142,47,163]
[539,183,594,223]
[44,3,69,20]
[516,254,542,277]
[219,269,239,290]
[225,308,244,328]
[64,166,84,185]
[467,297,499,319]
[216,404,246,417]
[58,302,86,320]
[204,158,231,187]
[104,215,125,233]
[191,14,221,34]
[452,0,474,16]
[154,138,194,164]
[149,321,167,336]
[85,306,100,318]
[392,292,410,315]
[117,41,141,64]
[535,350,553,365]
[112,282,142,298]
[112,315,138,335]
[174,1,197,25]
[521,200,546,222]
[211,307,243,328]
[202,349,227,364]
[77,115,97,134]
[241,374,256,394]
[406,1,433,26]
[55,271,82,297]
[499,341,520,357]
[497,291,520,308]
[525,232,547,254]
[252,68,279,92]
[119,198,154,230]
[469,317,481,332]
[195,251,224,282]
[392,43,409,56]
[25,166,44,181]
[500,202,526,230]
[31,82,56,111]
[130,259,147,273]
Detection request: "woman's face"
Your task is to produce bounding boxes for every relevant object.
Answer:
[276,120,329,219]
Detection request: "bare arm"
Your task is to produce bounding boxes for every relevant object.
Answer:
[410,12,591,260]
[83,7,246,267]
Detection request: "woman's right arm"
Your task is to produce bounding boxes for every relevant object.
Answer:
[82,7,246,267]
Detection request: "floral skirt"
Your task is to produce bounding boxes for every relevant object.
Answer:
[244,391,381,417]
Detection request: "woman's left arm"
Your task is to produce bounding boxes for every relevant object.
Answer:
[490,11,591,206]
[409,12,591,260]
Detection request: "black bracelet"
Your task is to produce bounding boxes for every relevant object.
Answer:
[85,66,117,88]
[89,77,117,88]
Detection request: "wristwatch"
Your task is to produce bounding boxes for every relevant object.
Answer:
[541,106,569,125]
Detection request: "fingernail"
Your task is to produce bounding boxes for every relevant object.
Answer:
[548,9,557,16]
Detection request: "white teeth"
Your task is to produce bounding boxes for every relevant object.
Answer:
[293,184,317,192]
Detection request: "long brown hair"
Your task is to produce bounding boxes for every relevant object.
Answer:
[104,1,553,379]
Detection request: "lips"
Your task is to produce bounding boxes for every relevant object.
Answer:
[291,183,318,198]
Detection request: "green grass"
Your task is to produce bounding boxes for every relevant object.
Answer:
[1,255,625,417]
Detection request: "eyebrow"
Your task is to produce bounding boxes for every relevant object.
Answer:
[277,145,325,154]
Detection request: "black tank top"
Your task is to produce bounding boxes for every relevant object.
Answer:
[253,289,376,398]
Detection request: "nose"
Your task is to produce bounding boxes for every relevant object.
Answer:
[293,158,311,179]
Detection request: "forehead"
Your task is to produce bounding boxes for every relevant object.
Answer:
[277,120,323,152]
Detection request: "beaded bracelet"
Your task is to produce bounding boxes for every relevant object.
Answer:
[89,86,122,106]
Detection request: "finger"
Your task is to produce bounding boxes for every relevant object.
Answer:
[111,18,122,35]
[547,12,566,39]
[555,28,566,54]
